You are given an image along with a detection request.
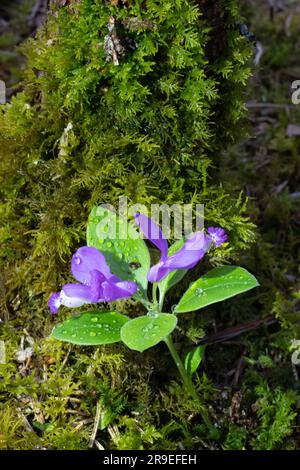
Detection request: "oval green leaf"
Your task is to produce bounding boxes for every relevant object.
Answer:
[51,311,129,345]
[175,266,259,314]
[87,206,150,293]
[120,314,177,352]
[184,345,205,377]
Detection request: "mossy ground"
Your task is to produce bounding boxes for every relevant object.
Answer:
[0,0,300,450]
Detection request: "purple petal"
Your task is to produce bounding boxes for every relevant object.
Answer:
[207,227,227,247]
[63,269,103,302]
[48,286,92,314]
[134,213,168,260]
[163,232,210,270]
[101,280,137,301]
[48,292,61,314]
[71,246,112,284]
[147,261,172,283]
[49,270,104,313]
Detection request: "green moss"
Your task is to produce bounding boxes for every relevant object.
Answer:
[0,0,260,450]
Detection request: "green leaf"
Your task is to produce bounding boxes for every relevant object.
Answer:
[51,311,129,345]
[120,314,177,352]
[158,238,187,300]
[87,206,150,293]
[184,345,205,376]
[175,266,259,314]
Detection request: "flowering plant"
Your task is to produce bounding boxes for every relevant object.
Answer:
[50,206,258,433]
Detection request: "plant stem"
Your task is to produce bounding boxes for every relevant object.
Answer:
[164,334,214,433]
[152,282,158,307]
[158,290,165,312]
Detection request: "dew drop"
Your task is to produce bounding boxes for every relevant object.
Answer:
[91,317,98,323]
[89,332,96,337]
[120,241,125,247]
[62,330,68,334]
[74,256,81,265]
[195,288,204,296]
[103,224,109,233]
[106,241,112,248]
[71,334,77,338]
[148,310,158,318]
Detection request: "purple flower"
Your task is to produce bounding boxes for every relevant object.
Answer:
[134,213,227,283]
[48,246,137,314]
[207,227,227,247]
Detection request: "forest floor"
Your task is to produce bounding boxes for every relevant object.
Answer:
[0,0,300,450]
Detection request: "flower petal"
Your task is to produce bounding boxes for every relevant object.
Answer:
[48,285,94,314]
[63,269,103,303]
[163,232,210,270]
[134,212,168,260]
[147,261,172,283]
[48,292,61,314]
[101,279,137,301]
[207,227,227,247]
[71,246,112,284]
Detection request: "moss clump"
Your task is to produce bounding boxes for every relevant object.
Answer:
[0,0,257,450]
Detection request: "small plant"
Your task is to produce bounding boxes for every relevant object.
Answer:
[49,206,259,434]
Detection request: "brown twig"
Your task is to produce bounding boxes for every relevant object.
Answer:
[89,401,102,448]
[197,315,277,346]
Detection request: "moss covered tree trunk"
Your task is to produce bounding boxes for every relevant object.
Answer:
[0,0,253,320]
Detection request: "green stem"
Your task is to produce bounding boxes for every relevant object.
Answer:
[164,334,214,433]
[158,290,165,313]
[152,282,158,307]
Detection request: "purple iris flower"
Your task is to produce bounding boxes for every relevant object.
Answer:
[48,246,137,314]
[134,213,227,283]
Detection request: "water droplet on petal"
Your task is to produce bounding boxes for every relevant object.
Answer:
[74,256,81,265]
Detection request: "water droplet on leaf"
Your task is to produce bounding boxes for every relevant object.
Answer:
[195,288,204,296]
